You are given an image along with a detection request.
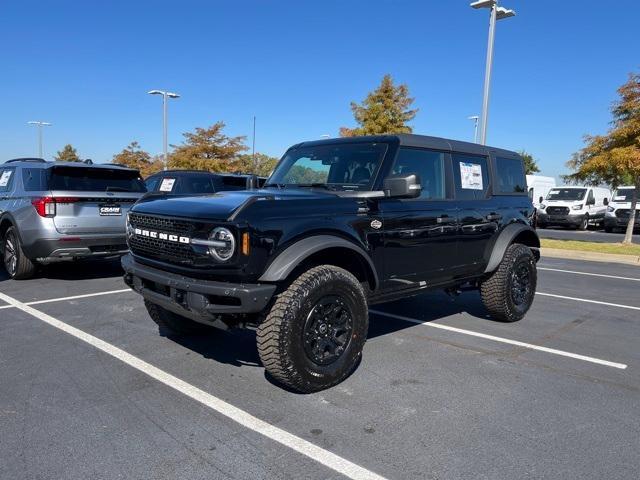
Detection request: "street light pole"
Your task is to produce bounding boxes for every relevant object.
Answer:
[148,90,180,170]
[470,0,515,145]
[27,121,52,158]
[468,115,479,143]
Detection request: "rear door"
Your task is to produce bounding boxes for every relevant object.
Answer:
[49,166,146,235]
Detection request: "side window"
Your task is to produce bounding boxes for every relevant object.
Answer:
[587,189,595,205]
[452,154,489,200]
[22,168,49,191]
[390,148,445,200]
[0,167,15,193]
[495,157,526,193]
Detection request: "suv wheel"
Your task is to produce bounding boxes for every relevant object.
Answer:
[257,265,368,393]
[3,227,37,280]
[480,243,537,322]
[145,300,212,336]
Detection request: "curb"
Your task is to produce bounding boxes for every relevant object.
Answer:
[541,247,640,266]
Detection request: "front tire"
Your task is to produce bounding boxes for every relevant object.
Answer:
[480,243,537,322]
[579,215,589,231]
[257,265,368,393]
[145,300,212,336]
[3,226,36,280]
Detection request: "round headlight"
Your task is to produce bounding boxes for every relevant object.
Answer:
[208,227,235,262]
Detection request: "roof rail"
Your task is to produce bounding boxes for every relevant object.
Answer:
[5,157,47,164]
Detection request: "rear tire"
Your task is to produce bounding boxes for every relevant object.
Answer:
[257,265,368,393]
[145,300,212,336]
[3,226,36,280]
[480,243,537,323]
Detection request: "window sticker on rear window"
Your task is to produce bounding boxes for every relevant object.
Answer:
[0,170,12,187]
[459,162,483,190]
[159,178,176,192]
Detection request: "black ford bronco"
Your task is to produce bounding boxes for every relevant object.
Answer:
[122,135,539,392]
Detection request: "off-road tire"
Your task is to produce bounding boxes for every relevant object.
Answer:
[480,243,537,323]
[257,265,368,393]
[3,227,36,280]
[145,300,212,336]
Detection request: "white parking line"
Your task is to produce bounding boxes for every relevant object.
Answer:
[537,292,640,311]
[539,267,640,282]
[0,290,387,480]
[369,309,628,370]
[0,289,133,310]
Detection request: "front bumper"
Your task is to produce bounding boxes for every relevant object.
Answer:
[24,235,129,263]
[605,215,640,229]
[538,213,584,226]
[121,254,276,322]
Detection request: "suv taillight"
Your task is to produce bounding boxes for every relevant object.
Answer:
[31,196,79,217]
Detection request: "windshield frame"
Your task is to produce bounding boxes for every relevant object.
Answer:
[546,188,587,201]
[265,142,390,192]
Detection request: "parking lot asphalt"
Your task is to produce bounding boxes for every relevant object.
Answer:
[1,257,639,480]
[537,226,639,243]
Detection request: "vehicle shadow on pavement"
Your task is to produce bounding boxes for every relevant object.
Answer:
[38,258,124,281]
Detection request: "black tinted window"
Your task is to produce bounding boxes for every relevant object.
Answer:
[495,157,526,193]
[179,176,216,194]
[145,176,160,192]
[452,154,489,200]
[22,168,49,191]
[218,176,249,191]
[0,168,15,192]
[391,148,445,199]
[50,166,146,192]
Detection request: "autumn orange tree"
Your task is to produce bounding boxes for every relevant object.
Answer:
[565,72,640,244]
[340,74,418,137]
[169,121,248,171]
[112,141,163,177]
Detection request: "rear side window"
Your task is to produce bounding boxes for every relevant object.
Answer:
[0,168,15,192]
[452,154,489,200]
[218,176,249,191]
[495,157,526,193]
[391,148,445,199]
[49,167,146,192]
[22,168,49,191]
[178,175,216,194]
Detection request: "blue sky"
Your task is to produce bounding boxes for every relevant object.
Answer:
[1,0,638,180]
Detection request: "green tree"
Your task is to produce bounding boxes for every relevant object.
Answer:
[54,144,81,162]
[340,74,418,137]
[519,150,540,175]
[234,152,279,176]
[113,141,162,177]
[169,121,248,171]
[565,72,640,244]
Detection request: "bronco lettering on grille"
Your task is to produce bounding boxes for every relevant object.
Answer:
[133,228,190,244]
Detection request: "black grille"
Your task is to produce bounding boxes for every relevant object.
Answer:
[128,213,197,265]
[616,209,640,219]
[546,206,569,215]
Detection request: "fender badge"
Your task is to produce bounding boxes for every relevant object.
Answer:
[370,219,382,229]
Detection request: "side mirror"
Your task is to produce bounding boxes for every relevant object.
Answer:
[539,196,544,204]
[383,174,421,198]
[587,197,596,205]
[603,198,609,206]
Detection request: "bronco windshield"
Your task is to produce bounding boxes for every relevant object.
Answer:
[266,142,388,190]
[546,188,586,201]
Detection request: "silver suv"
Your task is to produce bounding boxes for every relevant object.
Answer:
[0,158,146,279]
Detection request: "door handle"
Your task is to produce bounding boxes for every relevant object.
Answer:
[436,215,456,224]
[485,213,502,221]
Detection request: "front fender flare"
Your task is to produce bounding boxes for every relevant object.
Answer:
[258,235,379,290]
[484,223,540,273]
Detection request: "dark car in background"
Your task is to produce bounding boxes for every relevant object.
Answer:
[144,170,266,195]
[0,158,146,279]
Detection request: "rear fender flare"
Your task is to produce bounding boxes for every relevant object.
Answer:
[484,223,540,273]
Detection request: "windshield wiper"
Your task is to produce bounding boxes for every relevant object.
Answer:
[296,183,339,190]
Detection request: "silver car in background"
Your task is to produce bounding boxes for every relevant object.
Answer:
[0,158,146,279]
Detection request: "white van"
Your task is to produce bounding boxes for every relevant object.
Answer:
[604,186,640,233]
[538,186,611,230]
[526,175,556,209]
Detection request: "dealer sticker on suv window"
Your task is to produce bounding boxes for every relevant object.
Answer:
[0,170,12,187]
[460,162,483,190]
[159,178,176,192]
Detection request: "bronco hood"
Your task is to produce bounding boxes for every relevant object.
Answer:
[131,188,337,221]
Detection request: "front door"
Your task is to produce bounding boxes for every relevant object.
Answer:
[381,148,458,288]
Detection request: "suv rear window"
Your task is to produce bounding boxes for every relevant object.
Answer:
[495,157,526,193]
[49,166,146,192]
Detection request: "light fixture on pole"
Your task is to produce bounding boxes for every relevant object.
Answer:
[148,90,180,170]
[27,121,52,158]
[470,0,515,145]
[467,115,480,143]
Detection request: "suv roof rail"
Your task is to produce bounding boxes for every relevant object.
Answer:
[5,157,47,164]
